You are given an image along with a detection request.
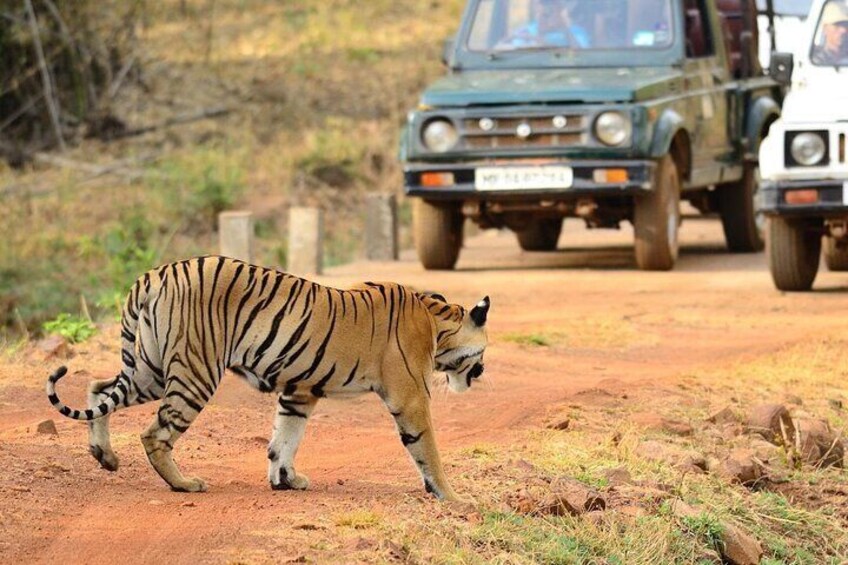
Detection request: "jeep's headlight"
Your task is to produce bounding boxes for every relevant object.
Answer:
[422,119,459,153]
[594,112,631,146]
[789,132,827,166]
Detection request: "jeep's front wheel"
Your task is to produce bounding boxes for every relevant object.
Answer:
[767,217,821,291]
[412,199,464,270]
[823,237,848,271]
[516,218,563,251]
[634,154,680,271]
[719,163,765,252]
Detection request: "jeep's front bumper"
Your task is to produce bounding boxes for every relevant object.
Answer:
[759,178,848,218]
[403,159,655,201]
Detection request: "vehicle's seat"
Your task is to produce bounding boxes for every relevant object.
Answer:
[685,6,708,57]
[716,0,761,77]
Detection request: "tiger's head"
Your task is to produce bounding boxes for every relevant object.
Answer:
[432,295,490,393]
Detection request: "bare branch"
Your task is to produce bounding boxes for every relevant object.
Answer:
[23,0,66,151]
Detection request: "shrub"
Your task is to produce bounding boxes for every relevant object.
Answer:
[42,313,96,344]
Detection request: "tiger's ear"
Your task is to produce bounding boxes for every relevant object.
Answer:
[469,296,490,327]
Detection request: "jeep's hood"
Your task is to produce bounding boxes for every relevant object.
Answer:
[420,67,684,107]
[782,79,848,123]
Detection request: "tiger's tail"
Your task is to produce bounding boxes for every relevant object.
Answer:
[45,273,151,420]
[46,366,130,420]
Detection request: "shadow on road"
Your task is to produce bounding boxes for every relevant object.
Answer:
[454,242,766,273]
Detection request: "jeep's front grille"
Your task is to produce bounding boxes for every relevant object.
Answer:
[459,112,590,151]
[464,132,583,149]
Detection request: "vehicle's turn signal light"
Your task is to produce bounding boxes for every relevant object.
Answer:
[785,189,819,205]
[421,172,455,187]
[593,169,629,183]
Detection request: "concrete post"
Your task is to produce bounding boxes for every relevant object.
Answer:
[218,211,254,262]
[288,207,323,275]
[365,193,399,261]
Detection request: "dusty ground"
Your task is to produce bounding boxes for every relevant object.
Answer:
[2,218,848,564]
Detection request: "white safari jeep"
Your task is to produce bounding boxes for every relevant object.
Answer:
[759,0,848,290]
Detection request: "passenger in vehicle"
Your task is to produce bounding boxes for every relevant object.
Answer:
[500,0,590,48]
[812,1,848,65]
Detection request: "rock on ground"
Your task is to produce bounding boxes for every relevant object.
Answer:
[36,336,73,360]
[670,500,763,565]
[795,417,844,468]
[546,418,570,431]
[36,420,58,435]
[721,522,764,565]
[542,478,607,516]
[707,406,738,425]
[711,449,764,486]
[745,404,795,445]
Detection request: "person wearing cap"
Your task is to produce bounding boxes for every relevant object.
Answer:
[812,1,848,65]
[499,0,590,49]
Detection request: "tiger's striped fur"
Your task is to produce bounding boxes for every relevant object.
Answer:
[46,256,489,500]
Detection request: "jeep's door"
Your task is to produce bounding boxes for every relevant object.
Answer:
[682,0,731,186]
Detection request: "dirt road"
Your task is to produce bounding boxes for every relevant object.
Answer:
[3,218,848,564]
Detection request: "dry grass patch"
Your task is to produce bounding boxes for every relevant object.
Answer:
[500,316,657,351]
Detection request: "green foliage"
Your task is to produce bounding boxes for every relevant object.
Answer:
[346,47,380,63]
[154,147,245,229]
[324,227,360,268]
[296,126,362,188]
[42,313,96,344]
[470,511,597,563]
[0,245,82,332]
[681,512,725,554]
[100,213,158,294]
[71,211,159,319]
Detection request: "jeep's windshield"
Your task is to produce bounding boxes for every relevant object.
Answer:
[466,0,674,53]
[756,0,813,18]
[810,0,848,66]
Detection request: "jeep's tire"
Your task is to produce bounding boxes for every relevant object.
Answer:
[413,199,464,270]
[767,217,821,291]
[634,154,680,271]
[719,163,765,252]
[823,237,848,271]
[516,218,563,251]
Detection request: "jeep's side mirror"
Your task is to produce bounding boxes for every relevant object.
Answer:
[769,52,794,85]
[441,36,456,67]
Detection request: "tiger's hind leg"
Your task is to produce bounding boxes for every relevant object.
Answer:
[267,394,319,490]
[141,369,217,492]
[89,315,165,471]
[87,364,165,472]
[87,375,121,471]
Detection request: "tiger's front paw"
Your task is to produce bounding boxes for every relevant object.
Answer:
[270,468,309,491]
[172,477,208,493]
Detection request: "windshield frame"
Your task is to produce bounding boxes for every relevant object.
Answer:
[809,0,848,67]
[453,0,685,69]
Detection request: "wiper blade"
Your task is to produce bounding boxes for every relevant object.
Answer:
[485,45,578,60]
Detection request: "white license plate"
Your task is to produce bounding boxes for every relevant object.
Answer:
[474,166,574,191]
[843,181,848,206]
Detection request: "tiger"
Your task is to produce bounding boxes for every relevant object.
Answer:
[45,256,489,501]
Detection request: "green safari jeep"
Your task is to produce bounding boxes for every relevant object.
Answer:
[400,0,785,270]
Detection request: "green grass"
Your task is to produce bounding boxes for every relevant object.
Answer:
[502,332,555,347]
[382,341,848,564]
